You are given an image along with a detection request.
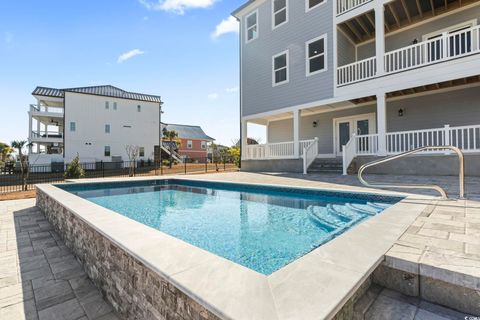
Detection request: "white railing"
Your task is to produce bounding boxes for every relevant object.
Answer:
[300,139,316,156]
[343,124,480,174]
[244,139,316,160]
[337,25,480,86]
[31,131,63,139]
[267,141,295,158]
[303,137,319,174]
[30,104,64,114]
[245,145,267,160]
[337,57,377,86]
[337,0,372,15]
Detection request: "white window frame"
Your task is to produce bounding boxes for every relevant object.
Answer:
[306,34,328,77]
[70,122,76,132]
[305,0,326,12]
[272,50,289,87]
[105,124,110,134]
[201,141,207,149]
[272,0,288,30]
[187,140,193,149]
[104,146,111,157]
[245,9,259,44]
[139,147,145,157]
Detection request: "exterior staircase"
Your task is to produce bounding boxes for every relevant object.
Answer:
[307,158,343,174]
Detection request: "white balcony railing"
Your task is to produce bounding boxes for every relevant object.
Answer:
[337,25,480,86]
[31,131,63,140]
[343,124,480,174]
[337,0,373,15]
[30,104,64,114]
[244,139,317,160]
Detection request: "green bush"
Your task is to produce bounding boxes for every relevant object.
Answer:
[64,154,85,179]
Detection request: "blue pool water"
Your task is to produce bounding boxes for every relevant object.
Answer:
[60,179,402,275]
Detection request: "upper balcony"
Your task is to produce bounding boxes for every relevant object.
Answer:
[29,104,64,119]
[337,24,480,86]
[337,0,373,17]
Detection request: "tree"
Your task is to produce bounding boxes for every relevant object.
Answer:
[227,146,241,167]
[64,154,85,179]
[125,145,140,177]
[0,142,14,168]
[162,128,179,168]
[210,143,220,171]
[11,140,32,191]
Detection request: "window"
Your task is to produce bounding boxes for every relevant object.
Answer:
[187,140,193,149]
[306,35,327,76]
[105,101,109,110]
[105,124,110,134]
[245,10,258,43]
[137,105,141,112]
[139,147,145,157]
[306,0,325,11]
[272,50,289,86]
[201,141,207,149]
[70,122,76,132]
[113,102,117,110]
[104,146,111,157]
[272,0,288,29]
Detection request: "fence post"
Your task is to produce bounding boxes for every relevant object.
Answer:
[184,160,187,175]
[444,124,451,155]
[205,158,207,173]
[101,161,104,178]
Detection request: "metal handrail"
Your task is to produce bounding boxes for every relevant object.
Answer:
[358,146,465,199]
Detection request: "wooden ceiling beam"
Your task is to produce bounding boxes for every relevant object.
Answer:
[355,17,371,36]
[345,20,364,42]
[415,0,423,18]
[400,0,411,23]
[430,0,436,16]
[387,3,401,27]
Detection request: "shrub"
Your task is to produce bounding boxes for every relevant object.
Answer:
[64,154,85,179]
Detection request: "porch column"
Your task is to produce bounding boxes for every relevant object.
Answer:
[377,92,387,156]
[293,109,300,158]
[374,2,385,76]
[36,120,40,153]
[28,108,33,154]
[241,120,248,160]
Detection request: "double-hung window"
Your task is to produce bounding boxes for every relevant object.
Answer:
[105,124,110,134]
[139,147,145,157]
[245,10,258,43]
[104,146,111,157]
[306,35,327,76]
[70,122,76,132]
[272,50,289,86]
[306,0,325,11]
[272,0,288,29]
[201,141,207,149]
[105,101,109,110]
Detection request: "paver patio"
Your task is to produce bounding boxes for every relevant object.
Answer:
[1,172,478,319]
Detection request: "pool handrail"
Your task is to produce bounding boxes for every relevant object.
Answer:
[357,146,465,199]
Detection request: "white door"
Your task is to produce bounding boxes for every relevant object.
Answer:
[334,114,376,156]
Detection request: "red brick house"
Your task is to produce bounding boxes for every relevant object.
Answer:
[162,123,214,160]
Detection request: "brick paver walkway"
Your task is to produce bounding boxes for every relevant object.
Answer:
[0,199,120,320]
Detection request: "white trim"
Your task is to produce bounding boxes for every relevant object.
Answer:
[306,0,327,13]
[306,34,328,77]
[272,0,289,30]
[422,19,478,41]
[187,140,193,149]
[272,50,290,87]
[333,113,376,156]
[245,9,259,44]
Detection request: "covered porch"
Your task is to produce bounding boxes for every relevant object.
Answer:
[242,83,480,174]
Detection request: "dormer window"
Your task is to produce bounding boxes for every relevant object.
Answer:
[272,0,288,29]
[245,10,258,43]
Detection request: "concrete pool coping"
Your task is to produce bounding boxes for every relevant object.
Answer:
[36,176,433,320]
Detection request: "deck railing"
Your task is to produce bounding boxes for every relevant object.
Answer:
[30,104,64,114]
[244,139,316,160]
[336,0,372,15]
[337,25,480,86]
[31,131,64,139]
[343,124,480,174]
[303,138,319,174]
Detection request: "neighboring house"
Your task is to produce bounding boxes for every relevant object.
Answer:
[233,0,480,175]
[161,123,215,160]
[28,85,162,165]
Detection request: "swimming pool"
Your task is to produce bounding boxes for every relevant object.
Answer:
[60,179,403,275]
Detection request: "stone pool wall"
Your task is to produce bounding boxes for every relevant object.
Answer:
[36,188,222,320]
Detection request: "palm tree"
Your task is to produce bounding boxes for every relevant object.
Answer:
[11,140,31,191]
[162,128,179,168]
[0,142,14,163]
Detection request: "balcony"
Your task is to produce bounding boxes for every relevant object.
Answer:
[30,131,64,143]
[244,140,316,160]
[337,25,480,86]
[337,0,372,16]
[30,104,64,118]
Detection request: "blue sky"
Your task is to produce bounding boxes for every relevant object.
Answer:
[0,0,259,147]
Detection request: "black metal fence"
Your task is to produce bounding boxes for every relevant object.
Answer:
[0,156,238,194]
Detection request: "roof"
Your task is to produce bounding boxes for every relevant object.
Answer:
[32,85,162,103]
[232,0,257,17]
[162,123,215,141]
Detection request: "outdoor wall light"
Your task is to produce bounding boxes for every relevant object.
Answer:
[398,108,405,117]
[312,121,318,127]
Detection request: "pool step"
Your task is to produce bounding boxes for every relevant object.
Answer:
[367,202,391,210]
[346,203,381,215]
[328,204,364,223]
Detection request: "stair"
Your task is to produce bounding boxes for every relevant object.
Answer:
[307,158,343,174]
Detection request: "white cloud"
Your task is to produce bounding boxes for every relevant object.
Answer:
[207,93,219,100]
[225,86,239,93]
[117,49,145,63]
[138,0,216,14]
[211,16,239,39]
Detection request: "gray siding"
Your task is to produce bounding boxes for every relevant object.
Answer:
[268,86,480,154]
[357,8,480,60]
[241,0,334,117]
[338,30,356,66]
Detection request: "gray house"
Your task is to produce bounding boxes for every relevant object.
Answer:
[233,0,480,175]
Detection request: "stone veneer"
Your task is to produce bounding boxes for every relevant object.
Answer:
[36,188,221,320]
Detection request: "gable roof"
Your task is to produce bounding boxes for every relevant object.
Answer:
[162,123,215,141]
[32,85,162,103]
[232,0,257,17]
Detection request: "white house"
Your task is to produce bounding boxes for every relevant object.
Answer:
[233,0,480,175]
[28,85,162,165]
